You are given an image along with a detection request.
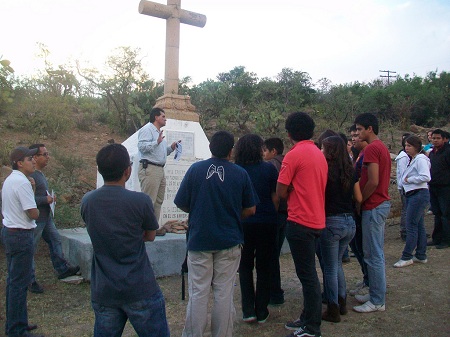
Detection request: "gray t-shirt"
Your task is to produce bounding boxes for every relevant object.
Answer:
[81,185,159,306]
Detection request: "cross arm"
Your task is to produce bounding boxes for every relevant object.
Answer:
[139,0,207,28]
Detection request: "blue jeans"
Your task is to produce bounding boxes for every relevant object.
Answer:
[2,227,34,337]
[320,214,356,305]
[32,217,70,281]
[92,290,170,337]
[361,201,391,305]
[399,189,407,233]
[286,222,322,335]
[402,189,429,260]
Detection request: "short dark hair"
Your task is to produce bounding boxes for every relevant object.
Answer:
[285,112,315,141]
[149,107,164,123]
[348,124,357,133]
[405,135,423,153]
[209,131,234,159]
[263,138,284,155]
[96,144,130,182]
[29,143,45,151]
[234,134,263,165]
[431,129,446,137]
[354,113,379,135]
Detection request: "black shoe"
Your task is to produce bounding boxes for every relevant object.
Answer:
[285,326,321,337]
[28,282,44,294]
[342,256,351,263]
[427,240,439,246]
[58,266,80,280]
[436,243,449,249]
[285,318,304,331]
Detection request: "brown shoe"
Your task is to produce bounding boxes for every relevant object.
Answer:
[156,227,167,236]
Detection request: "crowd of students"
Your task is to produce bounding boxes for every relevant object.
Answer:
[2,109,448,337]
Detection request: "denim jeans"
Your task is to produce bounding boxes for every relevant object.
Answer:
[402,189,430,260]
[239,222,277,320]
[399,189,407,233]
[270,212,287,301]
[362,201,391,305]
[286,222,322,335]
[32,217,70,281]
[429,185,450,244]
[349,212,369,286]
[320,214,356,305]
[92,290,170,337]
[2,227,34,337]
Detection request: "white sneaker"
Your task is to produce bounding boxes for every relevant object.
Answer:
[393,259,413,268]
[349,282,369,296]
[413,257,428,264]
[355,293,370,304]
[353,300,385,313]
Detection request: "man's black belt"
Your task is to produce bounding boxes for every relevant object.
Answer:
[139,159,165,168]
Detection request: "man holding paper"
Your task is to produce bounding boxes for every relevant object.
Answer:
[28,144,79,293]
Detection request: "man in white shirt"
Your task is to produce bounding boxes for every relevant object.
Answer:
[2,146,43,337]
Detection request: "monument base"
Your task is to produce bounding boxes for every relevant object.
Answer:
[59,228,187,280]
[155,94,199,122]
[59,228,290,280]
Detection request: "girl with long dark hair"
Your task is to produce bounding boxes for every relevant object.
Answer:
[320,136,362,322]
[234,134,279,324]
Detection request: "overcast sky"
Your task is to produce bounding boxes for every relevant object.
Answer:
[2,0,449,86]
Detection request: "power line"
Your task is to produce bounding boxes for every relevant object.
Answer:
[379,70,396,85]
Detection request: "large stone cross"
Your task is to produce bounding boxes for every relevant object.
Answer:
[138,0,206,96]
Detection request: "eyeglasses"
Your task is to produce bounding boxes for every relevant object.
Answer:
[35,152,50,157]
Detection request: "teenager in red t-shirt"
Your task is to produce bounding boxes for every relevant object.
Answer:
[277,112,327,337]
[353,113,391,314]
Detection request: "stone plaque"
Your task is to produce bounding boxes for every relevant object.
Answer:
[160,161,193,222]
[165,130,195,158]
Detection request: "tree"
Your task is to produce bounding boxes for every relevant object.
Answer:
[0,57,15,113]
[77,46,152,134]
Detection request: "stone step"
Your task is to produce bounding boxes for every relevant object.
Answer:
[59,228,188,280]
[59,228,290,280]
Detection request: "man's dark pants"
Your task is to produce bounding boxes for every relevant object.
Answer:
[429,185,450,244]
[286,221,322,335]
[2,227,34,337]
[349,212,369,286]
[270,212,287,303]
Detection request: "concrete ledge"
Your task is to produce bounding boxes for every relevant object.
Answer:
[59,228,187,280]
[59,227,290,281]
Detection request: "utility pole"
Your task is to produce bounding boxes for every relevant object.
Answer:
[379,70,396,85]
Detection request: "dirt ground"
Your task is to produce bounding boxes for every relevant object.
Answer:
[0,213,448,337]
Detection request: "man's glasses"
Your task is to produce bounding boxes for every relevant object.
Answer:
[35,152,50,157]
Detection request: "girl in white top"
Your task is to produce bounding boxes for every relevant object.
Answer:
[394,135,431,268]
